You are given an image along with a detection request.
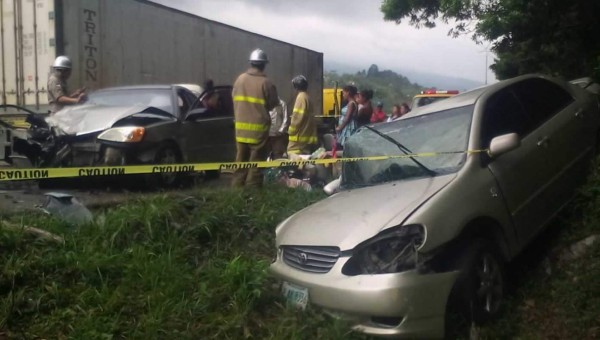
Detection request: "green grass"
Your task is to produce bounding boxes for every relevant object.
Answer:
[1,172,599,339]
[478,164,600,339]
[0,186,362,339]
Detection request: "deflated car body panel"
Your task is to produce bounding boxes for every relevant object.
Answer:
[276,174,456,250]
[46,104,174,136]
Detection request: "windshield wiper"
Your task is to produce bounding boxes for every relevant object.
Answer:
[363,125,436,176]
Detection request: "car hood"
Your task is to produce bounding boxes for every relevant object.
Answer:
[276,174,456,250]
[46,104,172,136]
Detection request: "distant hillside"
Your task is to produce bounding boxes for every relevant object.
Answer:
[324,64,424,109]
[325,60,484,92]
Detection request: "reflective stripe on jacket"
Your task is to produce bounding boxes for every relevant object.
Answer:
[232,68,279,144]
[288,91,318,154]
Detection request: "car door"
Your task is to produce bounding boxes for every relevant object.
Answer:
[482,86,557,247]
[180,86,235,163]
[517,79,597,200]
[511,79,592,242]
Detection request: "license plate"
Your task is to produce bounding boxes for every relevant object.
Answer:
[282,281,309,309]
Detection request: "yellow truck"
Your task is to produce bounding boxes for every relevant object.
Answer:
[322,87,343,117]
[316,87,343,136]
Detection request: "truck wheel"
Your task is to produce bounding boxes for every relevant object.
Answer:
[449,239,505,325]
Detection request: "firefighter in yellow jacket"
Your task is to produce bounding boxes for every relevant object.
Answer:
[232,49,279,187]
[288,75,318,154]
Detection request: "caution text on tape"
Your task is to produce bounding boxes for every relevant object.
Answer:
[0,150,487,181]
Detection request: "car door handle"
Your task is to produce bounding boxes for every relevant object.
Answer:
[575,109,584,119]
[537,136,549,147]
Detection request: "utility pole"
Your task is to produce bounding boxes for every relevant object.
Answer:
[485,51,489,85]
[480,44,491,85]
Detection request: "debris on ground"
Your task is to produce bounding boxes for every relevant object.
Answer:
[40,192,93,226]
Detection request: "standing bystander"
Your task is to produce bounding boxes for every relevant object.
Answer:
[371,101,387,123]
[268,98,289,159]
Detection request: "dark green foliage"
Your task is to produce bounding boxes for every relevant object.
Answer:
[381,0,600,80]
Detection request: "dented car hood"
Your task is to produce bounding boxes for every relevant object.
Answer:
[46,104,173,136]
[276,174,456,250]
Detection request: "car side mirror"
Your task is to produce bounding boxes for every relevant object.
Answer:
[488,133,520,158]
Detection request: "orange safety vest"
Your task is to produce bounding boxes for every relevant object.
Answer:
[232,68,279,144]
[288,91,318,154]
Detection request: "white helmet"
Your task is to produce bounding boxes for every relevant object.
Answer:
[52,56,72,69]
[249,49,269,64]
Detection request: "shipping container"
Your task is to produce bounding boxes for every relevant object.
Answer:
[0,0,323,112]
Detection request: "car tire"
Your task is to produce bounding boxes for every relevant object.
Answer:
[448,239,505,325]
[148,143,182,188]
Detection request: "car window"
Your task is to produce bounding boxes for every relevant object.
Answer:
[176,89,194,116]
[481,89,532,148]
[193,88,234,117]
[512,78,574,127]
[342,105,474,188]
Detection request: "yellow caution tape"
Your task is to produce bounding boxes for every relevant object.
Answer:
[0,150,487,181]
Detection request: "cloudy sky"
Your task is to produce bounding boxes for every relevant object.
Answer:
[153,0,497,87]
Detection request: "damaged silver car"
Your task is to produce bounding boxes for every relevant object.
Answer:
[269,74,600,338]
[10,84,236,186]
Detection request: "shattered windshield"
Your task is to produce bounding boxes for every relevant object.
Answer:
[87,89,173,114]
[342,104,474,188]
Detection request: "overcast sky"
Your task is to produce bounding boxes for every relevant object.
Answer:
[153,0,497,85]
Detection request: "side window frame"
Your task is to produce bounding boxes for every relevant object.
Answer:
[480,87,533,149]
[512,78,575,129]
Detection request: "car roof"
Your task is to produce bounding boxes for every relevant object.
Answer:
[94,84,181,92]
[405,74,556,118]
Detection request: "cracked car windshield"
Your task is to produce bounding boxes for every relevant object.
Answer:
[342,105,474,188]
[87,89,172,113]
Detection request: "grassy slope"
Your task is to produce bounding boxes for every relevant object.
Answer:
[1,174,599,339]
[478,164,600,339]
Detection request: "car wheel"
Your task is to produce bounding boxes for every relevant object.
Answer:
[150,143,182,187]
[449,239,505,325]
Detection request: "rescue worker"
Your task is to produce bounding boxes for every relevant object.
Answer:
[47,56,86,114]
[287,75,318,155]
[231,48,279,187]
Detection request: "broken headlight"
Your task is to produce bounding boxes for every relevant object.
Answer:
[98,127,145,143]
[342,225,425,275]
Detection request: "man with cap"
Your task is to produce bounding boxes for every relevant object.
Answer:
[231,48,279,187]
[47,55,86,114]
[371,101,387,123]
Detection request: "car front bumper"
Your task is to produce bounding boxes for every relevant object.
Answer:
[269,255,459,339]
